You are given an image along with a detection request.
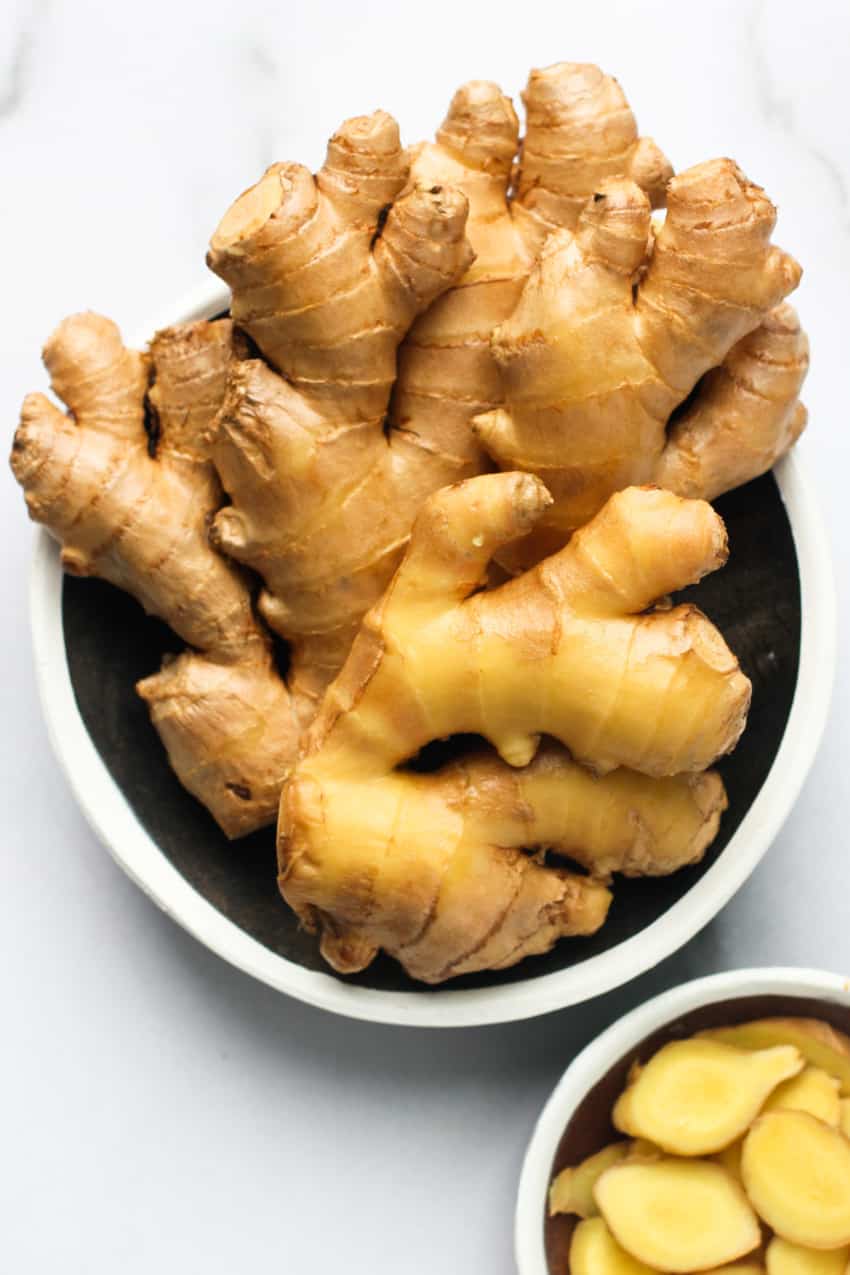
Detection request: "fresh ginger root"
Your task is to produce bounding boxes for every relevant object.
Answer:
[475,160,805,564]
[205,68,674,715]
[390,64,671,478]
[205,110,474,717]
[278,474,744,981]
[549,1143,631,1219]
[763,1067,842,1127]
[11,314,298,836]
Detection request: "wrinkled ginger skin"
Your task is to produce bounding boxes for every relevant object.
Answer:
[278,473,742,983]
[476,159,803,563]
[11,313,298,838]
[205,110,474,718]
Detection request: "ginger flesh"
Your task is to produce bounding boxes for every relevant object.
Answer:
[550,1143,631,1219]
[594,1158,762,1272]
[279,475,744,982]
[741,1111,850,1250]
[766,1238,850,1275]
[612,1039,804,1155]
[763,1067,842,1126]
[702,1022,850,1098]
[570,1217,659,1275]
[553,1019,850,1275]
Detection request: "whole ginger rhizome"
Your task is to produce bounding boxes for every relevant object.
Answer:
[11,63,807,983]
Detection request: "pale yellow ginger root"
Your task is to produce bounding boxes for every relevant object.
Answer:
[612,1039,804,1155]
[767,1238,850,1275]
[763,1066,842,1126]
[742,1111,850,1250]
[475,160,804,564]
[205,110,474,718]
[11,313,298,837]
[701,1021,850,1097]
[549,1143,631,1219]
[206,71,674,713]
[278,474,743,982]
[570,1216,660,1275]
[594,1157,762,1272]
[390,65,671,476]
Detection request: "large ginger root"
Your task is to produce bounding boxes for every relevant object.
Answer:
[11,314,298,836]
[205,68,674,714]
[475,160,806,563]
[278,474,744,982]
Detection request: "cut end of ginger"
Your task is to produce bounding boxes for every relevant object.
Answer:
[594,1157,761,1273]
[612,1038,803,1155]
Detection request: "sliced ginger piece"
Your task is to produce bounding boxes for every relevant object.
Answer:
[766,1237,850,1275]
[548,1142,630,1218]
[628,1139,663,1162]
[840,1100,850,1139]
[594,1158,761,1272]
[702,1021,850,1097]
[570,1217,660,1275]
[612,1039,803,1155]
[763,1067,841,1126]
[742,1111,850,1250]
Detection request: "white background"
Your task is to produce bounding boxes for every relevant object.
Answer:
[2,2,848,1271]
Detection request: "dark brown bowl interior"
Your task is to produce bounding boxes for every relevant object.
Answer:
[62,472,800,994]
[544,992,850,1274]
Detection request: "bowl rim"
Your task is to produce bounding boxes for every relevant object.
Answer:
[28,279,837,1029]
[514,965,850,1275]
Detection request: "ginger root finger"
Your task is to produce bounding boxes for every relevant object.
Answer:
[656,303,809,501]
[700,1021,850,1097]
[594,1158,762,1272]
[11,313,299,836]
[741,1111,850,1250]
[612,1039,804,1156]
[476,159,801,561]
[310,476,750,781]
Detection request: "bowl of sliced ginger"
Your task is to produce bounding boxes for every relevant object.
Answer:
[517,967,850,1275]
[16,61,835,1026]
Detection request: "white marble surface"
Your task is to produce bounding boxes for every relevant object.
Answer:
[2,1,849,1271]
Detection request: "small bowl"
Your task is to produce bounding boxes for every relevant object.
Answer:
[29,282,836,1027]
[515,966,850,1275]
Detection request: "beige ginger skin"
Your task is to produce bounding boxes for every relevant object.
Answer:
[475,159,806,563]
[279,475,747,982]
[205,66,678,717]
[12,314,299,837]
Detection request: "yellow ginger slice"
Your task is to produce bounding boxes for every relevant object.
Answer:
[764,1067,842,1126]
[766,1237,850,1275]
[549,1142,630,1218]
[840,1100,850,1139]
[612,1039,803,1154]
[742,1112,850,1250]
[594,1158,761,1272]
[702,1021,850,1097]
[627,1139,663,1162]
[570,1217,660,1275]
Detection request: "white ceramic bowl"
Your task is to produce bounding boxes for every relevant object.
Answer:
[515,966,850,1275]
[29,283,836,1028]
